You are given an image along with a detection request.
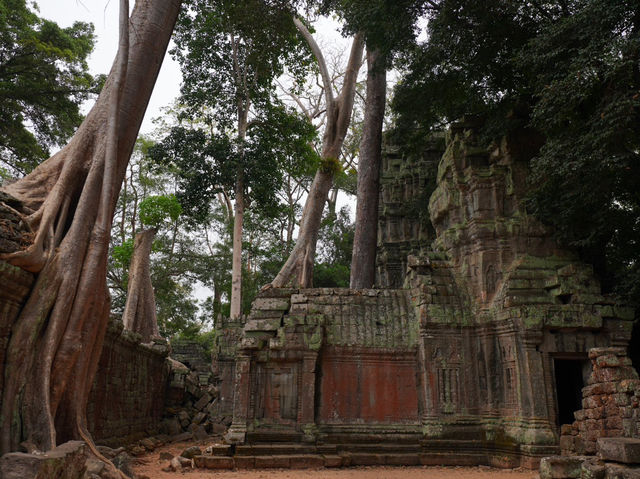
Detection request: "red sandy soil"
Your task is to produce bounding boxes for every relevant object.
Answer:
[132,441,540,479]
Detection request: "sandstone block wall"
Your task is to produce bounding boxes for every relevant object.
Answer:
[560,347,640,455]
[87,321,169,443]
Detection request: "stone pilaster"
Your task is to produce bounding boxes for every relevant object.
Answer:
[225,352,251,444]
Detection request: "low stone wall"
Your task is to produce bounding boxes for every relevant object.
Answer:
[87,321,170,444]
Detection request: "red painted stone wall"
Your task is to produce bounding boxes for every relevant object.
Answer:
[87,321,169,443]
[318,347,419,424]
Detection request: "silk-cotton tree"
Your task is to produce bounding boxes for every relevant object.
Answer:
[0,0,181,456]
[171,0,314,318]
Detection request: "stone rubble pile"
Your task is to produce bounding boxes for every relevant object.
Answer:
[541,346,640,479]
[540,437,640,479]
[560,347,640,456]
[160,353,231,441]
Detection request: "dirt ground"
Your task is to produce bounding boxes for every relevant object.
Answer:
[132,441,540,479]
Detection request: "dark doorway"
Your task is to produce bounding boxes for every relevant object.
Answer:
[554,359,589,426]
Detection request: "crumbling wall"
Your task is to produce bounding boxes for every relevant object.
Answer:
[87,320,170,444]
[0,257,173,447]
[560,347,640,455]
[170,338,213,385]
[211,317,243,419]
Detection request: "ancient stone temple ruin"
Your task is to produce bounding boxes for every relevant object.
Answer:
[216,121,636,468]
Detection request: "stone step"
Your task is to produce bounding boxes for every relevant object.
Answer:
[235,443,317,456]
[339,443,422,454]
[193,452,427,470]
[246,432,303,443]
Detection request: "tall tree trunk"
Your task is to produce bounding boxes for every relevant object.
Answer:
[230,173,244,319]
[122,228,160,342]
[0,0,180,454]
[269,20,364,288]
[350,48,387,289]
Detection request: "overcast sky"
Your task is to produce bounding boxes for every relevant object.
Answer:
[35,1,350,136]
[36,0,182,134]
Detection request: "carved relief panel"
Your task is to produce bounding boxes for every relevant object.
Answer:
[499,337,517,409]
[431,340,463,414]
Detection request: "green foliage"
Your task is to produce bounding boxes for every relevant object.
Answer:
[112,238,134,270]
[150,105,318,226]
[139,194,182,228]
[393,0,640,302]
[324,0,429,61]
[172,0,311,129]
[314,206,354,287]
[0,0,97,175]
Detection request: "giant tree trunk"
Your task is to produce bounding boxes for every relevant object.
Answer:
[0,0,181,454]
[270,20,364,288]
[350,48,387,289]
[122,228,160,342]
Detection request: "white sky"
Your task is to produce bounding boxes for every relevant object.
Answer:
[35,1,351,136]
[36,0,182,134]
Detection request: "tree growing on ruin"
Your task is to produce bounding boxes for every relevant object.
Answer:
[0,0,181,455]
[121,194,182,342]
[270,17,364,288]
[328,0,429,289]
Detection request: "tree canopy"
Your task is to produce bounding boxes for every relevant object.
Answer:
[0,0,98,176]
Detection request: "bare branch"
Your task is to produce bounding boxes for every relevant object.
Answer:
[294,16,335,113]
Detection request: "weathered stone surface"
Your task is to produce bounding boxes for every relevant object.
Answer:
[87,320,169,443]
[539,456,586,479]
[598,438,640,464]
[560,347,640,457]
[0,441,87,479]
[219,123,634,470]
[194,393,212,411]
[192,424,208,441]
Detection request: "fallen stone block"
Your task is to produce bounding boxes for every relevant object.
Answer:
[194,393,212,411]
[604,463,640,479]
[598,438,640,464]
[192,412,207,425]
[539,455,586,479]
[180,446,202,459]
[171,431,193,442]
[580,458,606,479]
[0,441,88,479]
[191,424,209,441]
